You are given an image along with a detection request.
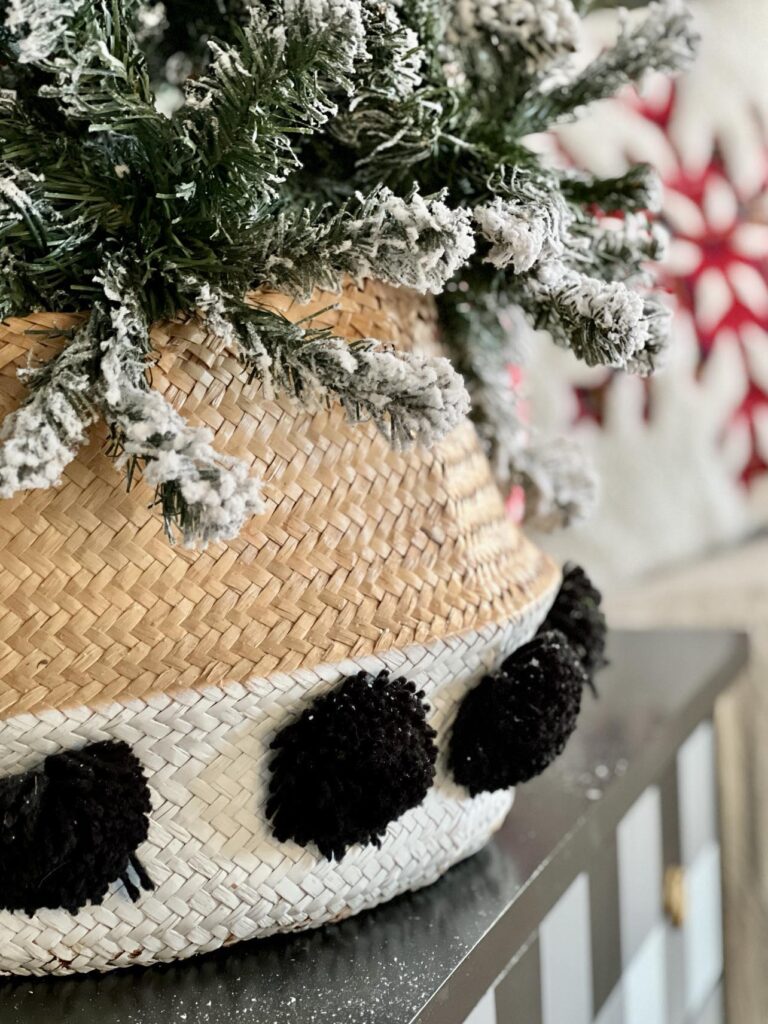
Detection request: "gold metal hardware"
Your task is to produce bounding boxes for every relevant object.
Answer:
[664,865,686,928]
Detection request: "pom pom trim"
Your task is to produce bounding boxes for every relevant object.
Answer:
[449,630,591,795]
[0,740,154,915]
[267,669,438,861]
[537,561,608,683]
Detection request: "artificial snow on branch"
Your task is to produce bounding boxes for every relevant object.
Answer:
[254,188,475,299]
[104,384,266,546]
[524,262,663,371]
[193,281,471,446]
[4,0,84,63]
[520,0,698,131]
[515,434,599,532]
[0,321,98,498]
[626,298,673,377]
[0,0,698,542]
[454,0,582,74]
[99,291,265,546]
[236,307,470,448]
[474,183,569,274]
[438,284,597,528]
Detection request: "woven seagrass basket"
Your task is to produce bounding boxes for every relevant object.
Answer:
[0,278,559,975]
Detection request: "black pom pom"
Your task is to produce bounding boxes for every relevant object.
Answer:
[0,740,154,915]
[538,563,607,679]
[449,631,589,796]
[267,670,438,860]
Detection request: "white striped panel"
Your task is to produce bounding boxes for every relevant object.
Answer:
[463,989,497,1024]
[617,787,664,963]
[677,723,717,867]
[664,920,687,1024]
[594,984,624,1024]
[684,842,723,1016]
[622,925,667,1024]
[540,873,593,1024]
[695,985,725,1024]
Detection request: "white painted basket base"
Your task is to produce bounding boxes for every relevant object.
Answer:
[0,593,553,975]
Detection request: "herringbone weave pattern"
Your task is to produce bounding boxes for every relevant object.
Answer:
[0,279,556,720]
[0,279,558,974]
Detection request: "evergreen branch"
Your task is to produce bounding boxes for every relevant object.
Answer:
[0,0,699,541]
[326,0,446,183]
[570,213,668,286]
[97,291,265,546]
[473,169,571,273]
[252,188,475,298]
[180,1,367,208]
[453,0,582,75]
[626,296,672,377]
[35,0,163,137]
[514,434,598,531]
[233,304,470,448]
[439,282,596,529]
[561,164,663,215]
[5,0,86,64]
[515,0,698,132]
[519,262,656,370]
[104,383,266,546]
[0,315,100,497]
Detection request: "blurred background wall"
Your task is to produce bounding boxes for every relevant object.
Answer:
[527,5,768,1020]
[527,0,768,588]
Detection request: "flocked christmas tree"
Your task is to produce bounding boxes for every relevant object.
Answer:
[0,0,697,545]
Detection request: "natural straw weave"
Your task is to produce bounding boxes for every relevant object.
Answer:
[0,279,557,720]
[0,280,560,975]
